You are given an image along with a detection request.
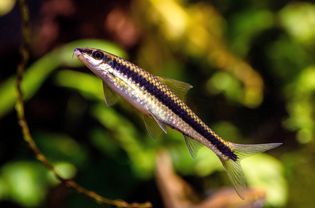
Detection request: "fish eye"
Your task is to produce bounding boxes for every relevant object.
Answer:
[92,51,104,60]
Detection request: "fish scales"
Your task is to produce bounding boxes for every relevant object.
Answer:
[74,48,282,199]
[111,56,236,160]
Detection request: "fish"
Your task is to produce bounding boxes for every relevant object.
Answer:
[74,47,282,198]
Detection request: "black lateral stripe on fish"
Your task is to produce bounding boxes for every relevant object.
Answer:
[109,58,237,160]
[74,47,282,199]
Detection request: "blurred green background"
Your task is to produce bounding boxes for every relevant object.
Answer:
[1,0,315,207]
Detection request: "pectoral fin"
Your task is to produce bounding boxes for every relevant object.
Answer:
[143,114,167,139]
[102,81,118,106]
[157,76,193,100]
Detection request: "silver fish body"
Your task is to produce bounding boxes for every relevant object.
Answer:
[74,47,282,198]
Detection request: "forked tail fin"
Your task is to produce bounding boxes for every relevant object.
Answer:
[220,142,282,199]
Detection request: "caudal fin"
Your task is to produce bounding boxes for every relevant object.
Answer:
[220,142,282,199]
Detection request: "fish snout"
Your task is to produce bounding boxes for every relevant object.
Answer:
[74,48,83,57]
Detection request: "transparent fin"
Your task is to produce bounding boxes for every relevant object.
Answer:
[143,114,167,138]
[143,115,165,138]
[151,114,167,134]
[220,158,246,199]
[184,135,202,158]
[157,76,193,100]
[220,142,282,199]
[230,142,283,160]
[102,81,118,106]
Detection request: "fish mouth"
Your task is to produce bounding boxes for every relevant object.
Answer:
[74,48,83,57]
[73,48,88,64]
[73,48,98,72]
[73,48,95,61]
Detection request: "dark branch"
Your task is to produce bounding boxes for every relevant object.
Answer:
[15,1,151,207]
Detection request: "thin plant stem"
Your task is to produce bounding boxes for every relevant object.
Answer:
[15,1,151,207]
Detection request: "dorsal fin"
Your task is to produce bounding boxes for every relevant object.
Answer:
[157,76,193,100]
[102,81,119,106]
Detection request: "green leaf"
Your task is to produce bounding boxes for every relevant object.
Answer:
[49,162,77,184]
[0,161,49,207]
[284,66,315,143]
[229,9,274,56]
[280,2,315,45]
[91,104,157,178]
[0,39,125,118]
[243,154,287,207]
[55,70,104,100]
[207,72,243,104]
[34,131,88,166]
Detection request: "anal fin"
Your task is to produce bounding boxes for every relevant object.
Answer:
[184,135,202,158]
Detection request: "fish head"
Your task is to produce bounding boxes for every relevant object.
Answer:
[74,48,115,77]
